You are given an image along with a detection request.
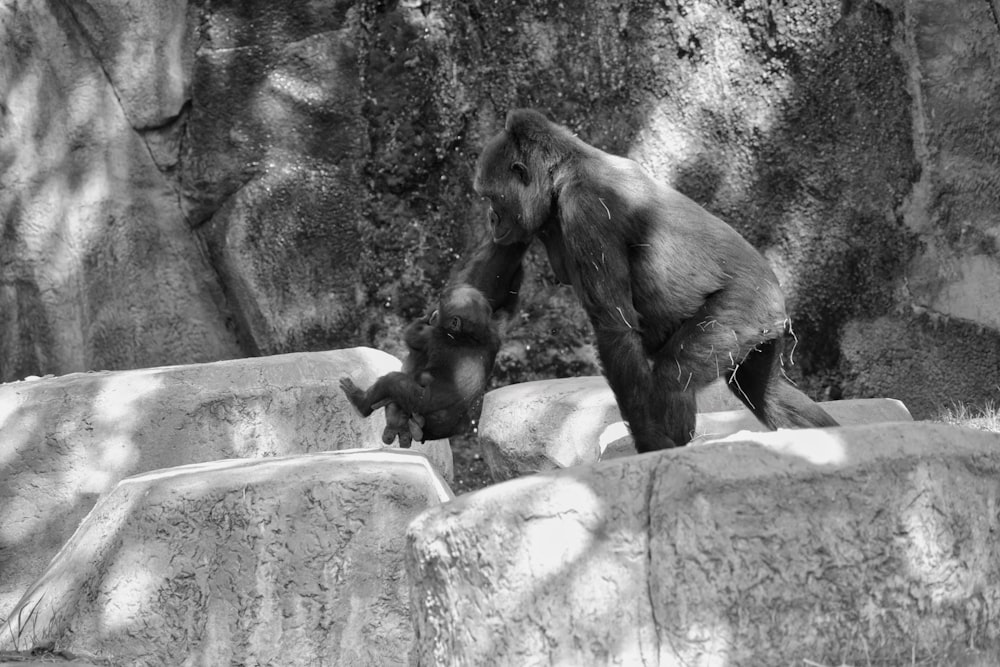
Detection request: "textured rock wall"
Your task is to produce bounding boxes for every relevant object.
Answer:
[0,0,241,378]
[2,450,453,666]
[0,348,452,620]
[1,0,997,415]
[838,0,1000,414]
[408,424,1000,665]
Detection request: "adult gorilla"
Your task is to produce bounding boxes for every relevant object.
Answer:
[464,108,837,452]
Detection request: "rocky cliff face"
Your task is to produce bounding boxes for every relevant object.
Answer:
[1,0,997,416]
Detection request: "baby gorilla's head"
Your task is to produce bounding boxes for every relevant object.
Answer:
[435,285,492,335]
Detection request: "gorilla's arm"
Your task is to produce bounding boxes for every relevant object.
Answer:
[557,189,679,449]
[451,237,531,319]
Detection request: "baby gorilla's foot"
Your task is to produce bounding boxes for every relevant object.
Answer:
[339,377,372,416]
[408,413,425,444]
[381,405,425,448]
[382,403,413,447]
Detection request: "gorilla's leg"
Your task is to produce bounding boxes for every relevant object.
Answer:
[727,337,839,429]
[647,303,747,448]
[340,372,424,417]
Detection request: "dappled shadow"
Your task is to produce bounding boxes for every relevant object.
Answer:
[0,0,425,597]
[412,422,1000,665]
[0,348,423,626]
[0,0,241,384]
[2,448,448,663]
[179,0,368,355]
[418,0,927,404]
[2,0,996,663]
[620,1,917,381]
[411,467,659,664]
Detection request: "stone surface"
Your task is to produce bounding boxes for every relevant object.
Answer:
[478,377,742,475]
[478,375,910,479]
[0,0,240,381]
[839,315,1000,418]
[602,397,914,460]
[1,449,453,666]
[0,660,101,667]
[2,0,997,419]
[66,0,195,132]
[0,347,452,620]
[699,396,910,436]
[186,2,368,354]
[895,0,1000,329]
[407,423,1000,666]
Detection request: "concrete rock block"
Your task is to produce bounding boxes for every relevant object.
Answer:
[480,375,910,479]
[696,396,911,438]
[0,348,451,618]
[1,449,452,666]
[408,423,1000,666]
[601,397,914,460]
[478,376,745,480]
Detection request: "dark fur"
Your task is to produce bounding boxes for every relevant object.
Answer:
[469,108,838,452]
[376,314,434,447]
[340,285,501,444]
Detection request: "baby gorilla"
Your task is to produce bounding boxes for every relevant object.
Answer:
[340,284,500,444]
[377,313,435,447]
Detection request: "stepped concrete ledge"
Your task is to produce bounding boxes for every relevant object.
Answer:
[600,397,913,460]
[408,422,1000,666]
[1,449,451,666]
[0,348,451,619]
[479,376,909,479]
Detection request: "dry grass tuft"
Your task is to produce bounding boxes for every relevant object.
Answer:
[936,400,1000,433]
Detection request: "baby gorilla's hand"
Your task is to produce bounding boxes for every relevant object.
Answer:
[382,403,425,448]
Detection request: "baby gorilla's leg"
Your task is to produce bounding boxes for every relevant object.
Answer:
[339,377,374,416]
[341,372,427,419]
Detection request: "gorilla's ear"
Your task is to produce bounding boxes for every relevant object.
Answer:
[447,316,463,333]
[511,161,529,184]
